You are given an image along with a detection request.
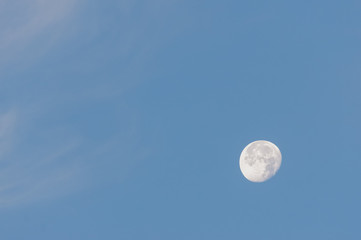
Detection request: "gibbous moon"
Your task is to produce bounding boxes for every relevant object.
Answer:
[239,140,282,182]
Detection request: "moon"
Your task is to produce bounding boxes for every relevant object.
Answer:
[239,140,282,182]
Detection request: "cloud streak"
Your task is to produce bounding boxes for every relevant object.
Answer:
[0,0,79,65]
[0,0,178,208]
[0,110,16,158]
[0,110,85,207]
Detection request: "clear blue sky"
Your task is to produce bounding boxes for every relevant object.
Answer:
[0,0,360,239]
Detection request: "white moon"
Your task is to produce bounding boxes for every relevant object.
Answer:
[239,140,282,182]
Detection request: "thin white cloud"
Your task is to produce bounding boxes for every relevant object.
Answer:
[0,110,84,207]
[0,0,79,64]
[0,110,16,158]
[0,0,179,207]
[0,0,77,44]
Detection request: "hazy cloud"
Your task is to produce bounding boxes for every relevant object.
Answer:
[0,110,85,207]
[0,0,177,207]
[0,0,79,64]
[0,110,16,158]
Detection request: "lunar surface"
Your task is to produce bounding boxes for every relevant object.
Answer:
[239,140,282,182]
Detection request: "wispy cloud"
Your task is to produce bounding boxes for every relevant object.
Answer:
[0,0,78,44]
[0,110,85,207]
[0,1,87,207]
[0,110,16,159]
[0,0,79,65]
[0,0,178,207]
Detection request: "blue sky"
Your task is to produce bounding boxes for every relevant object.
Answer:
[0,0,360,239]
